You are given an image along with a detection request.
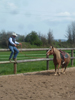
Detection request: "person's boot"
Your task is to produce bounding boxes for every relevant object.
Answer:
[9,58,11,62]
[13,58,17,61]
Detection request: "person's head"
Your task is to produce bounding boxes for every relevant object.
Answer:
[12,32,17,38]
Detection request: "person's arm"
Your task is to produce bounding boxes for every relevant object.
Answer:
[15,41,22,45]
[15,41,19,44]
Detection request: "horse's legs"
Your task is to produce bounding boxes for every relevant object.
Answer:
[54,64,61,75]
[61,64,64,74]
[57,64,61,75]
[54,64,57,75]
[61,68,64,73]
[61,63,68,74]
[54,63,61,75]
[63,63,68,74]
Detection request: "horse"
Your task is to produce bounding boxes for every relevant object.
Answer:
[46,46,70,75]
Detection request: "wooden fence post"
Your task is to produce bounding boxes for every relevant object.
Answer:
[47,56,49,70]
[71,50,74,66]
[46,50,49,70]
[14,62,17,74]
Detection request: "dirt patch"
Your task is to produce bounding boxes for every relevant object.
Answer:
[0,67,75,100]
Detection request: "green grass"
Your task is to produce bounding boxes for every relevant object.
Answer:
[0,50,74,75]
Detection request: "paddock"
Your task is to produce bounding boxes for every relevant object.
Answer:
[0,48,75,100]
[0,67,75,100]
[0,48,75,74]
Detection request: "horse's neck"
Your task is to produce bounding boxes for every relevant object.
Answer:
[53,54,57,59]
[53,48,60,59]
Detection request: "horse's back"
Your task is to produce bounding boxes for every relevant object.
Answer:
[66,53,70,63]
[67,53,70,58]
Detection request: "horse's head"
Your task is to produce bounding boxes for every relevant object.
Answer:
[46,46,54,57]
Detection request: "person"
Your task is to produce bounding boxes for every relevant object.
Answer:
[8,32,22,61]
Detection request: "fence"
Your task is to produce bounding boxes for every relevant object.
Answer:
[0,48,75,74]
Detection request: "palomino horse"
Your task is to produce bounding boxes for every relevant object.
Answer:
[46,46,70,75]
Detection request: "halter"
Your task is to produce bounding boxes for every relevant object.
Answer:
[47,47,54,54]
[47,48,51,52]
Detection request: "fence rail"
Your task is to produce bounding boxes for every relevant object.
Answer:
[0,48,75,74]
[0,48,75,51]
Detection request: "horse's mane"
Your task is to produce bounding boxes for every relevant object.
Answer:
[53,47,61,59]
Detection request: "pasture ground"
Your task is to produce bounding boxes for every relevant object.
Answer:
[0,67,75,100]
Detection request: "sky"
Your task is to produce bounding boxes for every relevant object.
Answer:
[0,0,75,39]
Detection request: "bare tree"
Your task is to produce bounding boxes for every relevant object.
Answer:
[0,30,12,48]
[72,22,75,43]
[47,29,54,45]
[40,35,48,46]
[66,25,72,43]
[66,22,75,44]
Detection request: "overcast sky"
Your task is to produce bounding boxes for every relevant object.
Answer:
[0,0,75,39]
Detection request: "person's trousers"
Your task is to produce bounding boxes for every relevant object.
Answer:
[9,45,19,59]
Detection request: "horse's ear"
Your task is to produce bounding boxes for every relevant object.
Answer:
[52,46,53,48]
[50,46,53,49]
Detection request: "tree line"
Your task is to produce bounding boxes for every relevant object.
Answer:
[0,30,54,48]
[0,22,75,48]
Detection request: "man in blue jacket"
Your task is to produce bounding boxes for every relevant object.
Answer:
[8,32,22,61]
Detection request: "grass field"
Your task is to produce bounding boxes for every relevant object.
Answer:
[0,50,74,75]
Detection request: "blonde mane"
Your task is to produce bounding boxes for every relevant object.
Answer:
[53,48,61,59]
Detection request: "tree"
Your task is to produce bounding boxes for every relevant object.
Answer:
[40,35,48,46]
[47,29,54,45]
[18,35,25,42]
[25,31,42,46]
[0,30,12,48]
[72,22,75,43]
[66,26,72,43]
[66,22,75,44]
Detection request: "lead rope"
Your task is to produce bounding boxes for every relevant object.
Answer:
[19,44,45,59]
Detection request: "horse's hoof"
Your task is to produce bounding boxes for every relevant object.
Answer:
[63,72,65,74]
[58,73,60,76]
[58,73,60,75]
[61,72,63,74]
[54,74,57,76]
[61,72,65,74]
